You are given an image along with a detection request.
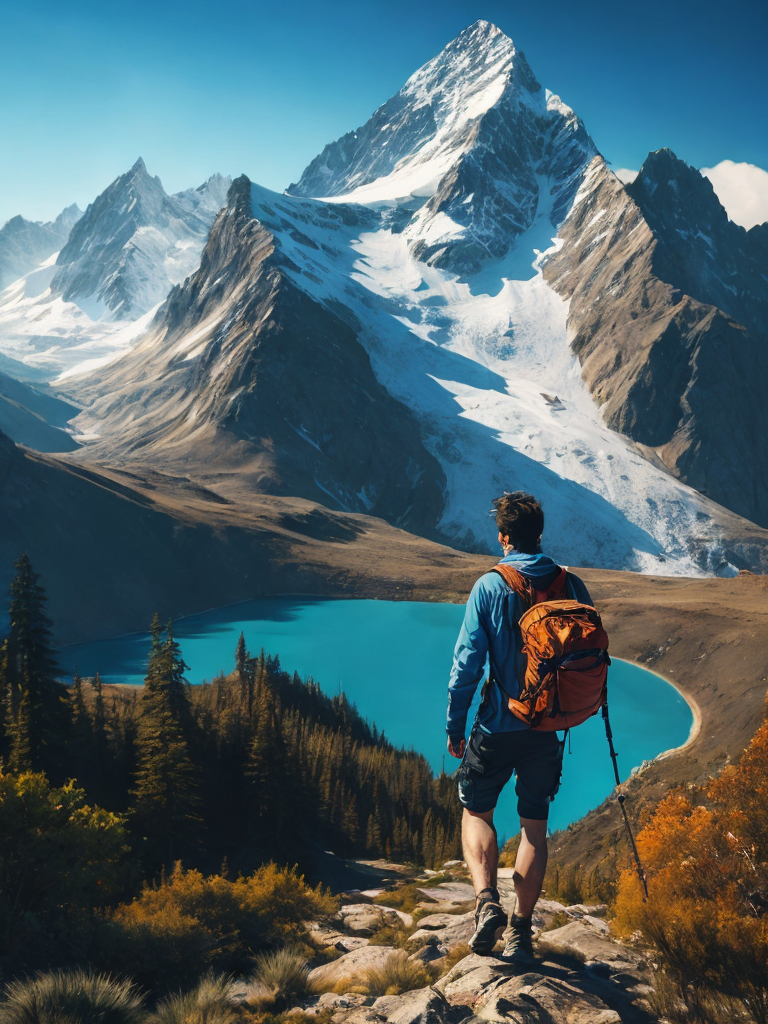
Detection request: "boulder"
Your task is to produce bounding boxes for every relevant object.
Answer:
[475,972,622,1023]
[308,945,400,987]
[432,953,516,1005]
[372,987,451,1024]
[419,882,475,905]
[409,911,474,948]
[537,921,644,968]
[409,943,448,964]
[335,903,413,934]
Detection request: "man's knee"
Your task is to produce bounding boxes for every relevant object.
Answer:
[519,815,548,848]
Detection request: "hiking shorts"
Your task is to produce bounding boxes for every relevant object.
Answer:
[456,726,565,819]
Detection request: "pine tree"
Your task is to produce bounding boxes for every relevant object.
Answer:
[132,618,200,867]
[1,554,68,778]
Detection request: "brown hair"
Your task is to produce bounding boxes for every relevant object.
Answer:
[491,491,544,554]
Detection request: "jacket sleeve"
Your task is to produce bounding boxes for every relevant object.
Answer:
[446,577,490,737]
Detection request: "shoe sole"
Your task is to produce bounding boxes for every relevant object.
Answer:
[468,915,507,956]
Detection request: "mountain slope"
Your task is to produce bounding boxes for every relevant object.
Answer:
[65,177,447,535]
[0,371,79,451]
[0,205,81,291]
[542,151,768,528]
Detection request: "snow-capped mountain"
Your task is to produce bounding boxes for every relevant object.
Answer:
[0,161,231,380]
[0,204,81,291]
[59,21,768,575]
[51,158,230,319]
[289,21,595,275]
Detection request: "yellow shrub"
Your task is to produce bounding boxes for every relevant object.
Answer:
[99,862,336,993]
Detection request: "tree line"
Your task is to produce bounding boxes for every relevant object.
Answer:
[0,553,462,880]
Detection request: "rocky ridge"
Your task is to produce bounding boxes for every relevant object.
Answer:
[543,150,768,529]
[235,865,655,1023]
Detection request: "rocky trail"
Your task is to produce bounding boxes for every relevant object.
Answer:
[234,862,657,1023]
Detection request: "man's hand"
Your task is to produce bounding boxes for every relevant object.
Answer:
[447,735,466,758]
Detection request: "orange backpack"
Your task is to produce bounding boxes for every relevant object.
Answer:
[492,564,609,731]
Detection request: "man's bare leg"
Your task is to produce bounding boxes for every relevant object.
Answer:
[462,807,498,892]
[512,815,548,919]
[462,807,507,954]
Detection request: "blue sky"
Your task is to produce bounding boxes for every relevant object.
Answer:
[1,0,766,225]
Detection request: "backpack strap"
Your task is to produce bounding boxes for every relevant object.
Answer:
[490,563,534,607]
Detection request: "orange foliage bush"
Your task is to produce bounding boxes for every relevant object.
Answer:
[97,861,337,992]
[614,721,768,1023]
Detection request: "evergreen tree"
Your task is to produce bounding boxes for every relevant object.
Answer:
[1,554,68,778]
[131,618,200,867]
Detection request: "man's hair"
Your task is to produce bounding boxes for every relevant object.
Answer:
[491,491,544,554]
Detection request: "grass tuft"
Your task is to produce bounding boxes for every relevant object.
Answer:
[249,949,315,1012]
[0,970,144,1024]
[151,973,240,1024]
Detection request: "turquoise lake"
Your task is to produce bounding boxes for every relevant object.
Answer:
[59,597,693,837]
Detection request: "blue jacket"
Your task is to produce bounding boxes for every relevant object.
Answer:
[446,552,593,738]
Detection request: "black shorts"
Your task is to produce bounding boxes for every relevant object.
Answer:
[456,726,565,819]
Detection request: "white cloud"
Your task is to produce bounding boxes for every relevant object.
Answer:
[613,167,638,184]
[701,160,768,229]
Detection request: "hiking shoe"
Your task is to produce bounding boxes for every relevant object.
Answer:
[468,889,507,955]
[501,914,535,964]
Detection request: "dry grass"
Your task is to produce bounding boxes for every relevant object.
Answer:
[433,943,471,977]
[645,972,751,1024]
[151,974,240,1024]
[333,952,431,997]
[247,950,316,1013]
[0,970,144,1024]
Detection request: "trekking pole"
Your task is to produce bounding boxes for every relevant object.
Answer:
[602,701,649,901]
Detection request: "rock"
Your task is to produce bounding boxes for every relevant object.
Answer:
[417,900,473,914]
[566,903,609,919]
[426,882,476,904]
[372,987,451,1023]
[442,860,463,868]
[409,943,448,964]
[308,945,401,987]
[433,954,515,1005]
[335,903,413,934]
[475,972,622,1023]
[537,921,644,968]
[336,936,371,952]
[409,911,474,948]
[292,992,368,1016]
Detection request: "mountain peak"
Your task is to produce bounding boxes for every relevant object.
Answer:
[450,19,508,49]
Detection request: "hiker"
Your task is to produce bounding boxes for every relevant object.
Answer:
[446,491,594,963]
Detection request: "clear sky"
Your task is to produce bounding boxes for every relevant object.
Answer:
[1,0,766,225]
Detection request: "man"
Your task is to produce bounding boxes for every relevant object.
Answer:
[446,491,592,963]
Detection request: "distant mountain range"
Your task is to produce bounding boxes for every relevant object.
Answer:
[2,19,768,600]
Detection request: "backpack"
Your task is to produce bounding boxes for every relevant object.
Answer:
[491,563,610,731]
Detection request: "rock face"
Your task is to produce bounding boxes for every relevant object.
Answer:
[0,204,81,291]
[50,159,231,319]
[543,149,768,529]
[65,176,447,535]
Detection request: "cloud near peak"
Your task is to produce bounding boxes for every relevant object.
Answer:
[612,160,768,229]
[701,161,768,230]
